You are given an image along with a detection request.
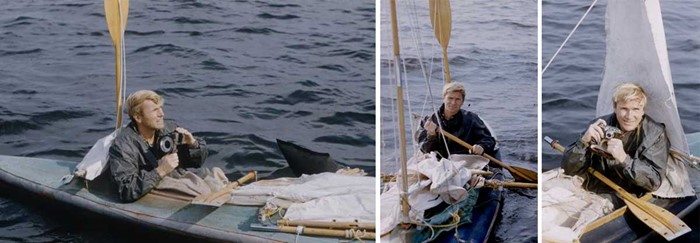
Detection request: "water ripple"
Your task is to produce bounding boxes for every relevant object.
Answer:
[257,13,299,20]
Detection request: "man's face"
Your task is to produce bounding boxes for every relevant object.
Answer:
[443,91,464,116]
[135,100,165,130]
[614,99,645,132]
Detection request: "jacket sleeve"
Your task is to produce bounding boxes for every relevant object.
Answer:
[415,118,439,153]
[108,141,161,203]
[471,115,496,155]
[177,136,208,168]
[618,131,668,191]
[562,139,591,176]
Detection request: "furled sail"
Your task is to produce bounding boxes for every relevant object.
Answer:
[597,0,693,198]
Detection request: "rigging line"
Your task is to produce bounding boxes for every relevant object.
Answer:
[405,0,444,153]
[541,0,599,75]
[401,0,423,151]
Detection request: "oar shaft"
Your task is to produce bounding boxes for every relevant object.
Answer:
[442,51,451,83]
[279,219,375,230]
[278,226,375,240]
[440,130,532,180]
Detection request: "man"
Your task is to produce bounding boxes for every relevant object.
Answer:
[416,82,497,159]
[108,90,208,202]
[562,83,668,197]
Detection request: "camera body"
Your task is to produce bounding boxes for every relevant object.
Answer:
[589,125,623,159]
[156,132,184,156]
[603,126,623,140]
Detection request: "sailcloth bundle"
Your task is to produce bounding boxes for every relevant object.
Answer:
[228,171,375,223]
[380,152,490,236]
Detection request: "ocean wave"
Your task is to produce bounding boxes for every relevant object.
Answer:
[316,64,347,73]
[313,134,374,147]
[235,27,281,35]
[257,13,299,20]
[125,30,165,36]
[0,49,42,56]
[131,43,206,58]
[316,112,374,126]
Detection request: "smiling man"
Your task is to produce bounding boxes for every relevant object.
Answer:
[562,83,669,198]
[416,82,497,159]
[108,90,208,202]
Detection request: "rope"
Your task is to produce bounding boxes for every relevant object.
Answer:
[293,226,304,243]
[347,229,367,242]
[541,0,599,74]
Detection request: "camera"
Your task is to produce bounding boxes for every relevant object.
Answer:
[603,126,622,140]
[157,132,184,155]
[589,125,623,159]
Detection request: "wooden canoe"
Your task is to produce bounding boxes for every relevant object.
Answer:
[0,155,372,242]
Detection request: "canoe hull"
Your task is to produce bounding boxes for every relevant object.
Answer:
[0,155,360,242]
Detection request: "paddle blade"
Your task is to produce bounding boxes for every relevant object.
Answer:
[429,0,452,48]
[623,197,690,241]
[104,0,129,46]
[511,165,538,183]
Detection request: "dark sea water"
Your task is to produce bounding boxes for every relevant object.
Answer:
[0,0,375,241]
[543,0,700,241]
[380,0,537,242]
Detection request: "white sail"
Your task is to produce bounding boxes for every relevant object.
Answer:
[596,0,686,152]
[598,0,693,198]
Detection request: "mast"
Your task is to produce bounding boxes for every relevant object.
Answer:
[389,0,410,221]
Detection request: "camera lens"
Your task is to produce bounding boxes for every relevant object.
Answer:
[159,136,174,154]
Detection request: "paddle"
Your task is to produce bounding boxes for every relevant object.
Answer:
[192,171,257,206]
[251,223,376,240]
[439,130,538,182]
[484,179,537,189]
[429,0,452,83]
[104,0,130,129]
[544,136,690,241]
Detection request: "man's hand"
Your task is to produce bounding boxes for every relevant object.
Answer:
[582,119,607,144]
[175,127,197,147]
[606,138,628,166]
[472,144,484,155]
[424,120,438,136]
[156,153,179,177]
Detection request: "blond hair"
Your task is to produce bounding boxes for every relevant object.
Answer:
[612,83,647,108]
[442,82,466,99]
[126,90,163,120]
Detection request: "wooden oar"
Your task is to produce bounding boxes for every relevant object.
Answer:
[484,179,537,189]
[104,0,129,129]
[544,136,690,241]
[429,0,452,83]
[192,171,256,206]
[251,223,375,240]
[440,130,538,182]
[278,219,375,231]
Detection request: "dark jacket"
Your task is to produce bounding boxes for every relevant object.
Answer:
[562,114,668,196]
[416,105,497,159]
[108,120,208,202]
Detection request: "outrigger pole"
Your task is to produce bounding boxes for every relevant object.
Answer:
[389,0,410,222]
